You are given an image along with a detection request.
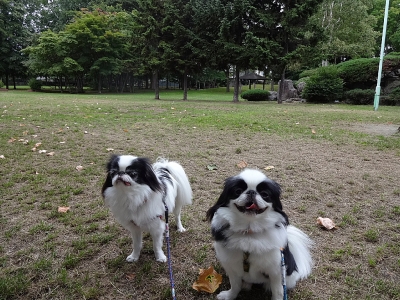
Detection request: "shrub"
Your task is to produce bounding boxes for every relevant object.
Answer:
[240,89,270,101]
[302,66,343,103]
[336,58,379,89]
[28,79,42,91]
[298,68,319,79]
[0,80,4,88]
[381,87,400,106]
[343,89,375,105]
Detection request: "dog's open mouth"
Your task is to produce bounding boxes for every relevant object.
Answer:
[235,203,267,214]
[116,178,131,186]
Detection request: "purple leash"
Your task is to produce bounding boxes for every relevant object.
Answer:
[164,204,176,300]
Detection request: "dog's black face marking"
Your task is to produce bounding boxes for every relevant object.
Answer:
[207,173,289,224]
[101,155,162,197]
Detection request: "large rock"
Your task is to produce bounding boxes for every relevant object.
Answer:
[278,79,298,102]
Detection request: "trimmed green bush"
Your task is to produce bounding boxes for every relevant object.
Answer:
[298,68,319,79]
[343,89,375,105]
[302,66,343,103]
[28,79,42,91]
[240,89,270,101]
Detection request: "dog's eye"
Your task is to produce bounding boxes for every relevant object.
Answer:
[109,170,118,177]
[259,191,270,200]
[127,171,137,178]
[234,188,243,196]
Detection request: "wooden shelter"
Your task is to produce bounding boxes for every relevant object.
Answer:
[239,72,267,90]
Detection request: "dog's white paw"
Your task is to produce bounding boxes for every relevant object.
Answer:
[126,254,139,262]
[177,226,186,233]
[156,253,167,262]
[217,290,235,300]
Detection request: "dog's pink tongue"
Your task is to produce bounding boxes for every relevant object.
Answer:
[124,182,131,186]
[247,203,259,210]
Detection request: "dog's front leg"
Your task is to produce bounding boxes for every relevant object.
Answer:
[126,225,142,262]
[269,273,284,300]
[150,223,167,262]
[217,274,242,300]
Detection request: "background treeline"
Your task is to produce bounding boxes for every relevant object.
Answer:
[0,0,399,101]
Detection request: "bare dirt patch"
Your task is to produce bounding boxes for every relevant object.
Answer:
[348,123,400,136]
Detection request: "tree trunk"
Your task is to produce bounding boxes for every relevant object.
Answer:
[277,67,286,104]
[225,69,230,92]
[233,67,240,102]
[153,70,160,99]
[183,68,188,101]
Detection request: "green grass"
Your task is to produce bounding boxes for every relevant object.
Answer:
[1,88,399,300]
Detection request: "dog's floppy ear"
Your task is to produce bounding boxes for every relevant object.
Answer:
[131,157,162,192]
[265,179,289,225]
[206,176,245,221]
[101,155,120,197]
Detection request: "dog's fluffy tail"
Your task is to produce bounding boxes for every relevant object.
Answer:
[286,225,313,288]
[154,158,193,207]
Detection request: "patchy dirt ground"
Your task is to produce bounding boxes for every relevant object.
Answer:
[2,121,400,300]
[349,123,400,136]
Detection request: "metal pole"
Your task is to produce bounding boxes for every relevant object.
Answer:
[374,0,390,111]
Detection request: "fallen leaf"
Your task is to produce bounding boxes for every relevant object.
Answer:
[237,161,248,169]
[46,152,55,156]
[317,217,336,230]
[125,273,136,281]
[264,166,275,170]
[34,142,42,148]
[311,129,316,134]
[84,131,88,134]
[8,138,16,143]
[31,147,37,152]
[0,155,5,159]
[106,148,114,152]
[58,206,70,213]
[76,165,83,171]
[38,150,47,154]
[207,164,218,171]
[192,266,222,294]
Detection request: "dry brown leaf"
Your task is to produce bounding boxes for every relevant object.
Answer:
[8,138,16,143]
[76,165,83,171]
[106,148,114,152]
[35,142,42,148]
[125,273,136,281]
[317,217,336,230]
[58,206,70,213]
[38,150,47,154]
[311,129,316,134]
[46,152,55,156]
[31,147,37,152]
[237,161,248,169]
[192,266,222,294]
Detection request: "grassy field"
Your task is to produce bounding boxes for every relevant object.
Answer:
[1,89,399,300]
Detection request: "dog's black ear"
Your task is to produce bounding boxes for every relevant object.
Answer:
[102,155,120,197]
[106,154,119,172]
[131,158,162,192]
[265,180,289,225]
[207,176,246,221]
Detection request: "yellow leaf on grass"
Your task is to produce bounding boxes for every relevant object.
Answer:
[58,206,70,213]
[192,266,222,294]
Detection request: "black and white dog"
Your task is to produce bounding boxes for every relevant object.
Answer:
[207,169,313,300]
[102,155,192,262]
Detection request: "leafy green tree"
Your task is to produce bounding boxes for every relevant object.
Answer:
[312,0,379,62]
[371,0,400,53]
[0,0,30,89]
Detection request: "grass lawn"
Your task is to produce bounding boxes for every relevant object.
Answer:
[1,88,399,299]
